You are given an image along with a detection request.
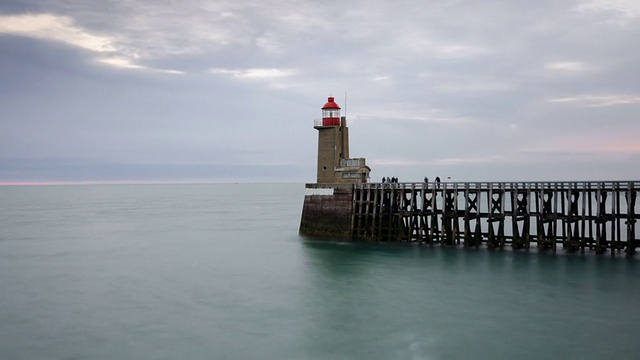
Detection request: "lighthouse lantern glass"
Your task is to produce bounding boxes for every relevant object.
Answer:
[323,109,340,118]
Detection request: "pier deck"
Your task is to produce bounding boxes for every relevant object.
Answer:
[350,181,639,256]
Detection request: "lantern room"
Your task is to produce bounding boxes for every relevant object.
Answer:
[321,96,341,126]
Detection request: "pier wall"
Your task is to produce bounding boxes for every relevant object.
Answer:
[300,181,640,256]
[299,184,354,239]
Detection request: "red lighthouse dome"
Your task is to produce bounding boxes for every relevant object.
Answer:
[321,96,341,126]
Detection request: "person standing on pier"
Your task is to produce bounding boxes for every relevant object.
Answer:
[435,176,441,187]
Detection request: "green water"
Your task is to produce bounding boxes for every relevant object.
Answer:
[0,184,638,359]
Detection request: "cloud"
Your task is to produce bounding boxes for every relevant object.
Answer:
[575,0,640,26]
[435,44,490,59]
[370,158,423,167]
[98,57,143,69]
[386,25,491,59]
[352,107,476,125]
[98,57,184,74]
[425,76,514,93]
[546,61,593,72]
[0,12,184,73]
[255,32,284,54]
[435,155,507,165]
[597,144,640,152]
[519,133,640,157]
[549,94,640,106]
[209,68,296,80]
[370,75,390,81]
[0,13,115,52]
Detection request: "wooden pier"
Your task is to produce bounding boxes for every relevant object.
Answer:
[350,181,639,256]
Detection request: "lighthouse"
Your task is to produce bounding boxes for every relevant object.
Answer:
[314,96,371,184]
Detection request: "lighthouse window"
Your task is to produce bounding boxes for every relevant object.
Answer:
[342,172,358,178]
[322,166,327,171]
[340,159,361,167]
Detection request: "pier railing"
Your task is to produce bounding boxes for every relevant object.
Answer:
[351,181,639,256]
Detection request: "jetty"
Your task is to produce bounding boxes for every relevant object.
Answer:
[301,181,639,256]
[298,97,639,256]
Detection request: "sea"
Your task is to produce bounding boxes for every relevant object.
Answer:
[1,183,639,360]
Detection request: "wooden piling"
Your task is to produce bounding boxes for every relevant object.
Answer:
[344,181,640,256]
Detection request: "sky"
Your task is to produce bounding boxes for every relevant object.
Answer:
[1,0,639,183]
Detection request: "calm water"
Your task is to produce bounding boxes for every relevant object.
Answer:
[1,183,639,359]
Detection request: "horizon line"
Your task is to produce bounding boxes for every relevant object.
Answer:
[0,180,308,186]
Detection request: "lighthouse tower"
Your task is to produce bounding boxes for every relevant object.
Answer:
[314,96,370,184]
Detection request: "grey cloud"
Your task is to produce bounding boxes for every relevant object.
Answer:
[0,0,639,182]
